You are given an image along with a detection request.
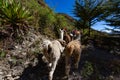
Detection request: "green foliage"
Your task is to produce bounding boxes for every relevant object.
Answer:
[38,8,57,37]
[39,8,56,29]
[81,61,94,78]
[21,0,57,37]
[12,0,75,38]
[54,14,76,37]
[73,0,114,36]
[103,0,120,34]
[54,15,68,34]
[55,15,68,28]
[24,0,48,29]
[0,49,6,58]
[0,0,33,39]
[43,27,56,39]
[74,0,105,24]
[0,0,76,39]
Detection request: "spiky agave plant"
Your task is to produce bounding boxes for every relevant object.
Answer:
[0,0,32,39]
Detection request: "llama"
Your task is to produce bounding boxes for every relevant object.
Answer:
[59,28,82,78]
[60,28,82,44]
[42,39,66,80]
[59,28,72,44]
[61,29,82,77]
[64,29,72,44]
[65,40,82,77]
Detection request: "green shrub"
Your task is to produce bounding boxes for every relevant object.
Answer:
[0,49,6,58]
[39,9,56,30]
[81,61,94,78]
[43,27,56,39]
[0,0,33,39]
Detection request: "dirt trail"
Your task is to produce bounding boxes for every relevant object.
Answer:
[19,46,120,80]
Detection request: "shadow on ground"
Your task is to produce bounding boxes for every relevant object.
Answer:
[19,53,81,80]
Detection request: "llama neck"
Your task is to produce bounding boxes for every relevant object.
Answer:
[76,34,81,41]
[64,31,68,36]
[60,30,64,40]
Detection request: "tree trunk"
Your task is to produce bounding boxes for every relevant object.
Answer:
[86,21,91,37]
[88,26,91,37]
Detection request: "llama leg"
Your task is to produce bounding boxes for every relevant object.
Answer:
[65,56,71,77]
[49,59,58,80]
[74,52,81,70]
[65,47,74,76]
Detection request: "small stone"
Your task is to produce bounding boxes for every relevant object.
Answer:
[0,71,3,75]
[21,52,26,56]
[15,46,19,49]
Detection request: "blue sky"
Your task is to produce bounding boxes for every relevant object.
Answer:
[45,0,75,17]
[45,0,109,32]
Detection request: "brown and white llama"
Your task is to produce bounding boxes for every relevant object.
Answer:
[65,40,82,77]
[59,28,72,44]
[60,28,82,77]
[60,29,82,76]
[42,39,66,80]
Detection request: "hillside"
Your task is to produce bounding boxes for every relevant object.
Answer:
[0,0,120,80]
[57,13,76,23]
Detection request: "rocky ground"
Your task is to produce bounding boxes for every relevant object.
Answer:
[0,30,49,80]
[0,30,80,80]
[0,31,120,80]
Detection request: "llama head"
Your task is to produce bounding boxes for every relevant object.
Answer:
[76,31,81,41]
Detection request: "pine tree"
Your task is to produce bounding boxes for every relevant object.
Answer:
[73,0,113,36]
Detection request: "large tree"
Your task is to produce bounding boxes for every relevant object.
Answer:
[73,0,114,36]
[105,0,120,34]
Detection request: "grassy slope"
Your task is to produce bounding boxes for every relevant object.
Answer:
[0,0,120,80]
